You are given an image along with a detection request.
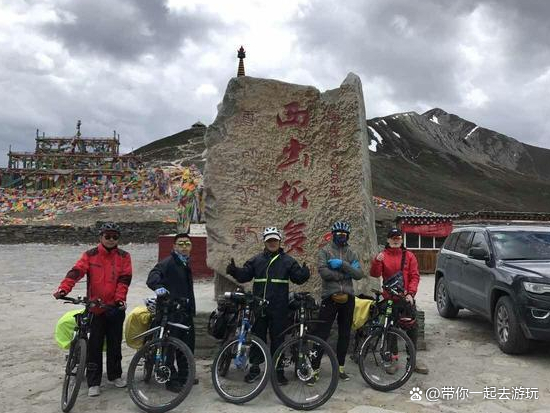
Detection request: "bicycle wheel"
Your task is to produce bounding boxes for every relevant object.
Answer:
[211,334,271,404]
[358,326,415,392]
[272,334,338,410]
[61,338,87,412]
[127,337,196,413]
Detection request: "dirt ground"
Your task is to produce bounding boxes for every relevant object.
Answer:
[0,243,549,413]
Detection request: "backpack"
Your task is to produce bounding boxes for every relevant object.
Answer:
[207,299,237,340]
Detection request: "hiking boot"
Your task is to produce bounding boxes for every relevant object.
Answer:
[414,360,429,375]
[109,377,127,388]
[339,371,350,381]
[385,364,398,375]
[244,365,261,383]
[88,386,100,397]
[306,370,319,386]
[165,380,183,393]
[276,370,288,386]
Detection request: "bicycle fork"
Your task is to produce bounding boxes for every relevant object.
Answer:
[152,326,172,384]
[234,318,251,370]
[380,302,396,366]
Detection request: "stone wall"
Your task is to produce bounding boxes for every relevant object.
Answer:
[204,73,379,298]
[0,221,177,244]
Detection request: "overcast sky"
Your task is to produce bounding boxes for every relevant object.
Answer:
[1,0,549,166]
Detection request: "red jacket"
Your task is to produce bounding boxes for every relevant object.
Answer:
[370,247,420,298]
[58,244,132,313]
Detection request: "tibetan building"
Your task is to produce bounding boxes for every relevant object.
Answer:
[0,121,141,189]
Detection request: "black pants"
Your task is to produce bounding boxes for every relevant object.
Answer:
[250,305,288,368]
[389,303,418,353]
[313,295,355,367]
[86,309,125,387]
[166,312,195,383]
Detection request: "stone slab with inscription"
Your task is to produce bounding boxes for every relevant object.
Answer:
[204,73,379,296]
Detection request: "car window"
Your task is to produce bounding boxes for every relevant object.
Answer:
[490,231,550,260]
[435,237,446,249]
[454,231,472,254]
[470,232,489,252]
[443,233,458,251]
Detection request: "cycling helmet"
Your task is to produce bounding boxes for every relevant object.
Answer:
[398,316,417,330]
[144,297,156,315]
[263,227,281,241]
[397,302,417,330]
[331,221,351,233]
[99,221,121,235]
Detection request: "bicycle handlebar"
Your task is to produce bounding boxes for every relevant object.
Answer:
[223,291,269,307]
[291,292,312,300]
[370,288,407,299]
[57,296,115,310]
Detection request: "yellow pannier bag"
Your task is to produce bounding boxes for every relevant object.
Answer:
[125,306,153,349]
[55,309,107,350]
[352,297,374,330]
[55,309,82,349]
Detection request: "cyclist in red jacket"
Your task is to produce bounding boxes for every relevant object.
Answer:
[53,222,132,397]
[370,228,429,374]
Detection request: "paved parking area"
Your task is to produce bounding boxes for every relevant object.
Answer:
[1,244,548,412]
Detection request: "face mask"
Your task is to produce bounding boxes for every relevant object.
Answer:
[333,233,349,246]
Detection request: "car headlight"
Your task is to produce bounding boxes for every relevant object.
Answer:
[523,282,550,294]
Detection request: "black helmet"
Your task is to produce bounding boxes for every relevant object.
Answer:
[99,222,121,235]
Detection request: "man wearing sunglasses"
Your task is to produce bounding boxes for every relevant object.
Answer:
[53,222,132,397]
[147,233,198,390]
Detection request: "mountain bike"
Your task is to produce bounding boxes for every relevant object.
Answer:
[211,291,271,404]
[127,295,195,413]
[56,296,112,412]
[271,292,338,410]
[356,276,416,392]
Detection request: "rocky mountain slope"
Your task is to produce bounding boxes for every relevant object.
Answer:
[132,122,207,169]
[136,109,550,213]
[367,108,550,212]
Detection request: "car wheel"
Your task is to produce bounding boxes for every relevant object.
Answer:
[436,277,459,318]
[494,296,530,354]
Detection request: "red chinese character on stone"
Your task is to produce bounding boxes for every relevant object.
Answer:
[277,138,310,170]
[318,231,333,248]
[236,184,259,205]
[277,180,309,209]
[330,185,342,198]
[234,226,260,243]
[276,102,310,127]
[283,220,307,254]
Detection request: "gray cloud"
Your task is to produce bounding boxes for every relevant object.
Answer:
[41,0,221,60]
[292,0,550,147]
[1,0,549,169]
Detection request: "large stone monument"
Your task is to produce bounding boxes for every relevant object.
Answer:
[204,73,379,296]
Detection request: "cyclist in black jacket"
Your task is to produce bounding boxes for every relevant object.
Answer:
[147,233,197,390]
[226,226,310,385]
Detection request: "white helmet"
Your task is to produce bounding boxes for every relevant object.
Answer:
[263,227,281,242]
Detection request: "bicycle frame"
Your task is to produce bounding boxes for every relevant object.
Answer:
[232,300,255,370]
[367,284,410,367]
[219,291,266,371]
